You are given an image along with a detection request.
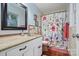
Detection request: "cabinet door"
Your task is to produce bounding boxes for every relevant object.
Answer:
[74,4,79,56]
[33,37,42,56]
[34,44,42,56]
[68,4,77,56]
[38,45,42,56]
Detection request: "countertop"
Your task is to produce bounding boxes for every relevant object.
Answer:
[0,34,42,52]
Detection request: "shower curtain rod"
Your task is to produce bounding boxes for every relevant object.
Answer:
[43,10,67,16]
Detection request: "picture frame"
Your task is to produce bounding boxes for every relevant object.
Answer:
[1,3,27,30]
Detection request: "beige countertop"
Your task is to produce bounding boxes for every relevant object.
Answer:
[0,34,42,52]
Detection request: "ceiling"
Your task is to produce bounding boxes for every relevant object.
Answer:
[34,3,69,15]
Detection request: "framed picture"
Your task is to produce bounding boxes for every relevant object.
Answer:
[7,12,18,27]
[34,15,38,27]
[1,3,27,30]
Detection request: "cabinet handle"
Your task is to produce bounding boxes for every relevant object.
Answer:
[19,46,27,51]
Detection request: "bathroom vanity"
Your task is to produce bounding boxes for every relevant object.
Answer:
[0,3,42,56]
[0,34,42,56]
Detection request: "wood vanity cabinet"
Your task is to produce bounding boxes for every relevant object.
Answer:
[0,37,42,56]
[48,48,69,56]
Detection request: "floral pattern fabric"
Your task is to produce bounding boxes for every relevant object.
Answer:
[42,12,66,41]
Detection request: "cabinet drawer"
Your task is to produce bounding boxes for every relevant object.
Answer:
[6,42,30,56]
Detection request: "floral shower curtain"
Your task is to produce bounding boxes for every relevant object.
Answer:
[42,12,67,42]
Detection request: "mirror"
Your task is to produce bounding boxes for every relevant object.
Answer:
[1,3,27,30]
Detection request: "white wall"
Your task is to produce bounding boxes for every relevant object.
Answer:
[25,3,42,25]
[0,3,42,35]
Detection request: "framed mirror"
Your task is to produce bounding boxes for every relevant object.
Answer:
[1,3,27,30]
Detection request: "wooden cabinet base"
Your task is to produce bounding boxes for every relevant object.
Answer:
[48,48,70,56]
[42,47,70,56]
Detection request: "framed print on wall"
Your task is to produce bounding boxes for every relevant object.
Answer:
[34,15,38,27]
